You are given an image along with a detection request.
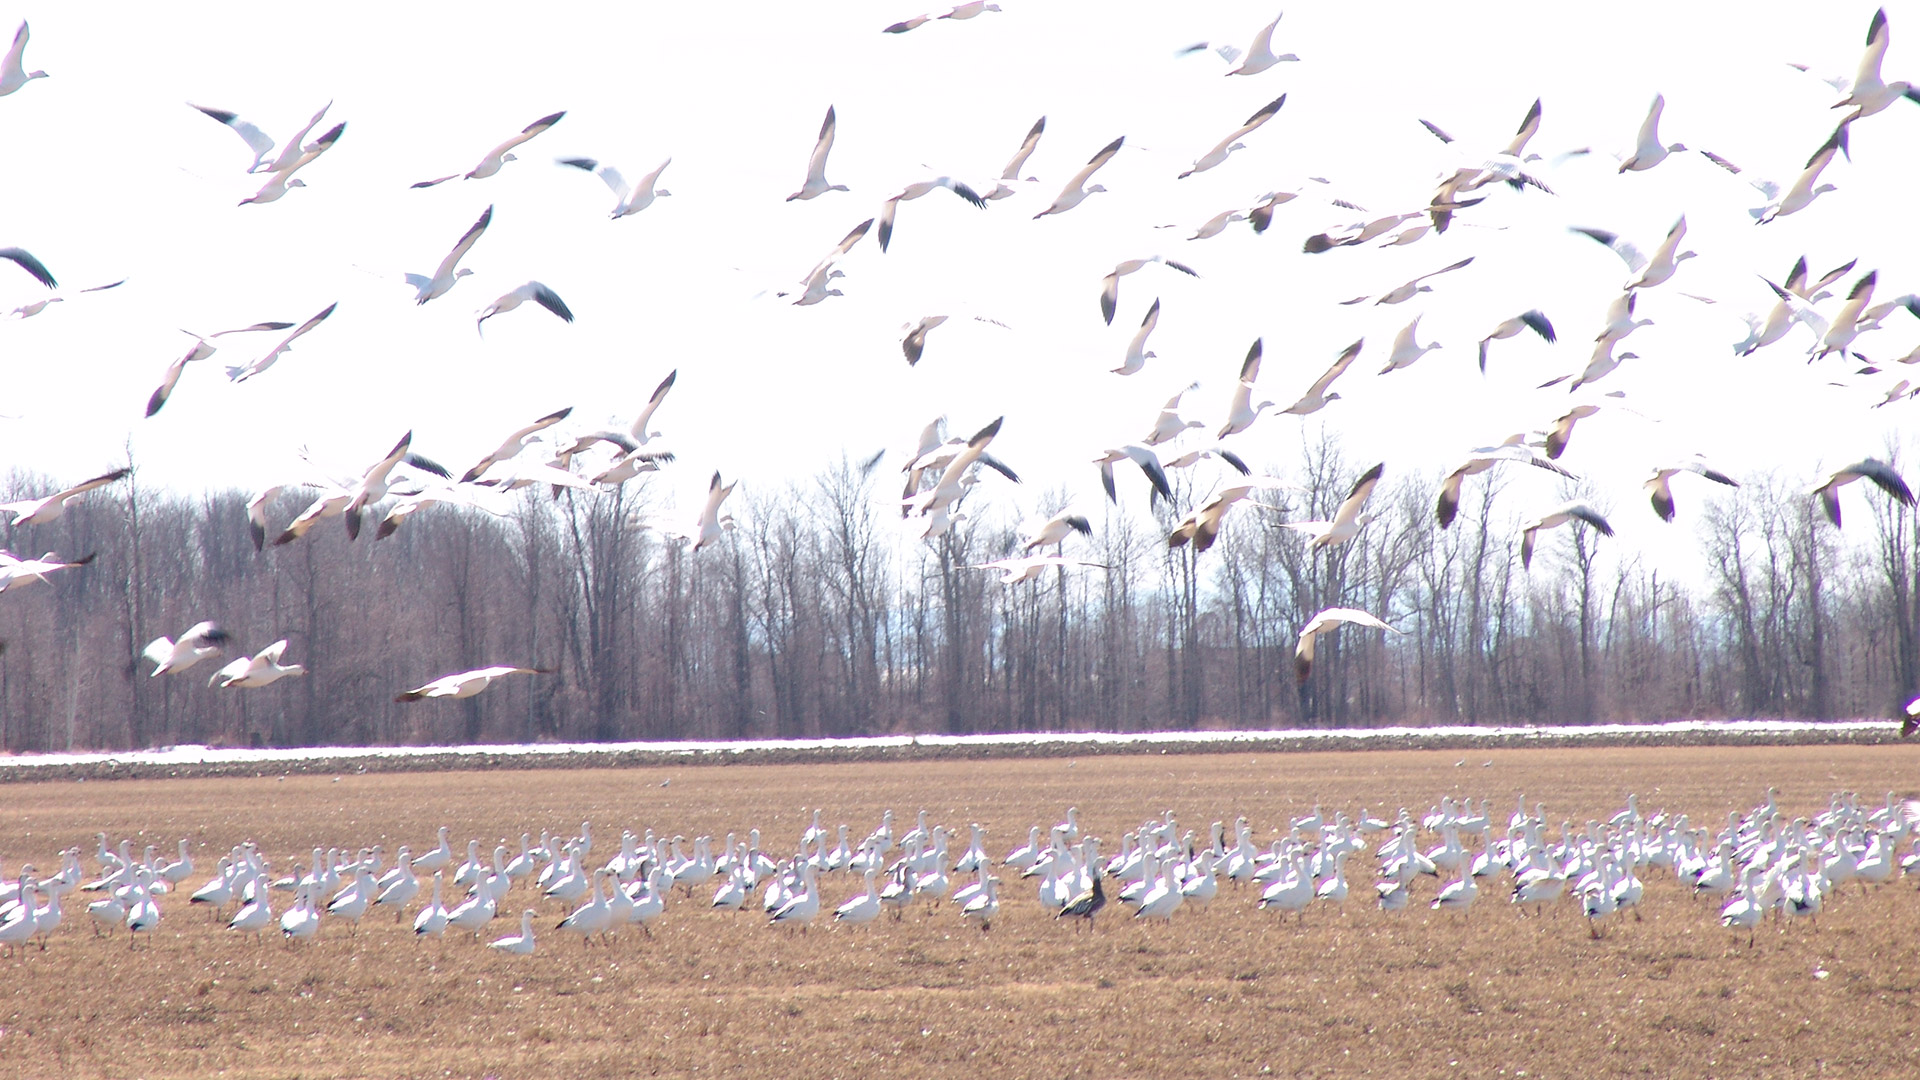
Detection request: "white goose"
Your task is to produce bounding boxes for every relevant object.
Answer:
[396,665,555,702]
[1294,607,1399,683]
[1099,256,1197,326]
[786,106,847,201]
[142,622,231,677]
[476,282,574,334]
[560,156,671,218]
[238,121,346,205]
[1520,502,1615,570]
[405,205,492,304]
[1179,94,1285,178]
[1033,135,1124,219]
[413,111,566,188]
[1113,298,1161,375]
[877,177,987,253]
[984,116,1046,200]
[1,22,49,97]
[0,468,132,527]
[1278,462,1385,551]
[224,302,339,383]
[208,640,307,689]
[1217,339,1273,438]
[1223,11,1299,76]
[489,910,538,954]
[1281,339,1364,416]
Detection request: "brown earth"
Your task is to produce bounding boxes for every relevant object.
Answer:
[0,744,1915,1079]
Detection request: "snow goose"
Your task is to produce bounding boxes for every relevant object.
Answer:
[1549,338,1637,393]
[373,853,418,917]
[1033,135,1124,219]
[877,176,987,252]
[691,470,740,552]
[1222,11,1299,75]
[7,278,124,320]
[1519,502,1614,569]
[1112,298,1161,375]
[1022,510,1092,552]
[1280,338,1364,416]
[0,22,46,96]
[884,3,1001,33]
[1811,457,1914,526]
[1750,123,1848,223]
[969,553,1107,586]
[208,640,306,689]
[1541,404,1602,459]
[1,468,130,527]
[1435,436,1575,528]
[225,302,338,383]
[1645,459,1738,522]
[556,870,613,945]
[985,116,1047,199]
[1179,94,1285,178]
[489,910,537,954]
[770,864,820,931]
[475,282,573,334]
[1340,256,1473,306]
[1430,861,1478,915]
[395,665,555,702]
[238,121,346,205]
[559,156,671,218]
[1294,607,1398,682]
[414,111,565,188]
[1167,476,1296,553]
[187,101,304,173]
[587,448,675,489]
[1142,383,1204,445]
[405,205,492,304]
[835,868,882,925]
[906,417,1014,516]
[1278,462,1385,550]
[445,881,497,936]
[1616,94,1726,173]
[144,322,294,417]
[0,246,56,289]
[1099,255,1196,325]
[227,886,273,939]
[959,875,999,930]
[1833,9,1918,122]
[344,430,450,538]
[1572,217,1695,291]
[1094,444,1172,504]
[1477,310,1555,372]
[1812,270,1880,360]
[461,406,573,482]
[1217,339,1274,437]
[1003,827,1043,871]
[786,106,848,201]
[0,884,37,956]
[1377,316,1441,373]
[1903,697,1919,738]
[1420,98,1555,193]
[900,312,1007,366]
[142,622,231,676]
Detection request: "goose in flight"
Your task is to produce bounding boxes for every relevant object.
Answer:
[1734,278,1832,355]
[1420,99,1554,193]
[968,554,1106,586]
[476,282,574,334]
[1477,310,1555,372]
[558,156,671,218]
[143,622,232,677]
[1595,292,1653,345]
[1435,437,1576,528]
[884,3,1002,34]
[1378,316,1441,373]
[787,216,873,298]
[7,279,124,320]
[406,205,492,304]
[1551,339,1637,394]
[1168,477,1297,553]
[1100,255,1197,325]
[0,550,96,594]
[1,247,55,289]
[877,176,986,252]
[1112,299,1161,375]
[787,106,848,201]
[1786,255,1860,302]
[1294,607,1399,682]
[1812,271,1880,360]
[692,471,739,552]
[906,417,1012,516]
[984,117,1046,200]
[0,22,46,96]
[145,322,294,417]
[188,101,328,174]
[0,468,131,526]
[900,313,1006,366]
[1164,206,1249,241]
[1223,11,1299,75]
[1616,95,1739,173]
[375,480,514,540]
[1093,445,1173,504]
[225,303,338,382]
[1812,457,1914,527]
[1645,459,1738,522]
[1162,445,1250,476]
[1142,382,1203,445]
[1339,256,1473,306]
[209,640,306,689]
[1750,123,1848,223]
[1832,8,1919,122]
[1022,510,1092,552]
[396,666,555,703]
[1572,216,1695,290]
[1279,463,1384,550]
[413,110,565,188]
[1542,404,1602,459]
[461,407,574,483]
[238,121,346,205]
[1033,136,1124,219]
[1520,502,1613,569]
[1278,338,1363,416]
[345,430,450,539]
[555,369,678,461]
[1217,339,1274,437]
[1179,94,1285,178]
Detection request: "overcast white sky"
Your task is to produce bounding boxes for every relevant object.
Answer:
[1,2,1916,580]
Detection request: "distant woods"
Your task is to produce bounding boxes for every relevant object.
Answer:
[0,440,1914,752]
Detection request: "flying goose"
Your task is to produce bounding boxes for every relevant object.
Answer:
[1162,445,1250,475]
[476,282,574,334]
[1112,299,1161,375]
[145,322,294,417]
[1750,123,1848,223]
[900,313,1006,365]
[968,554,1105,586]
[1378,316,1441,373]
[1142,382,1203,445]
[789,216,874,297]
[0,468,131,526]
[1645,459,1738,522]
[405,205,492,304]
[461,407,574,483]
[143,622,231,677]
[877,177,986,253]
[1734,279,1828,356]
[1022,510,1093,552]
[1572,216,1695,290]
[1542,404,1602,459]
[1279,462,1385,550]
[1178,94,1285,178]
[786,106,848,201]
[1595,291,1653,345]
[1812,457,1914,527]
[413,110,565,187]
[395,666,555,703]
[375,481,513,540]
[1094,445,1173,504]
[1419,99,1554,193]
[1786,255,1859,302]
[345,431,451,540]
[1099,256,1196,325]
[883,3,1002,34]
[238,121,346,205]
[1294,607,1399,682]
[187,101,327,173]
[1339,256,1473,306]
[1435,437,1575,528]
[1281,338,1363,415]
[588,447,677,487]
[1223,11,1299,75]
[1217,339,1273,437]
[0,550,96,594]
[1550,338,1637,393]
[1520,502,1613,569]
[0,247,55,289]
[692,471,739,552]
[208,640,306,689]
[0,22,46,96]
[1832,8,1919,122]
[1168,477,1297,553]
[984,117,1046,200]
[1477,310,1555,372]
[7,279,124,319]
[900,419,1019,514]
[1812,271,1879,360]
[1033,136,1124,219]
[558,156,671,218]
[225,303,338,383]
[1616,94,1738,173]
[555,370,678,461]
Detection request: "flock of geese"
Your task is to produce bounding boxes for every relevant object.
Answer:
[3,10,1920,720]
[1,787,1916,956]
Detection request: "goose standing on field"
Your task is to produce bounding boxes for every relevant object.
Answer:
[877,176,987,252]
[405,205,492,304]
[1279,462,1385,550]
[413,111,565,187]
[559,156,672,218]
[1477,310,1556,372]
[208,640,306,689]
[0,468,132,526]
[1294,607,1399,682]
[475,282,574,334]
[1,22,48,97]
[1179,94,1285,178]
[461,407,574,482]
[1812,457,1914,527]
[239,121,346,205]
[787,106,848,201]
[143,622,231,676]
[984,116,1046,200]
[489,910,537,954]
[396,665,556,702]
[1099,256,1197,325]
[1034,135,1124,219]
[1645,459,1739,522]
[1520,502,1614,569]
[1,246,56,288]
